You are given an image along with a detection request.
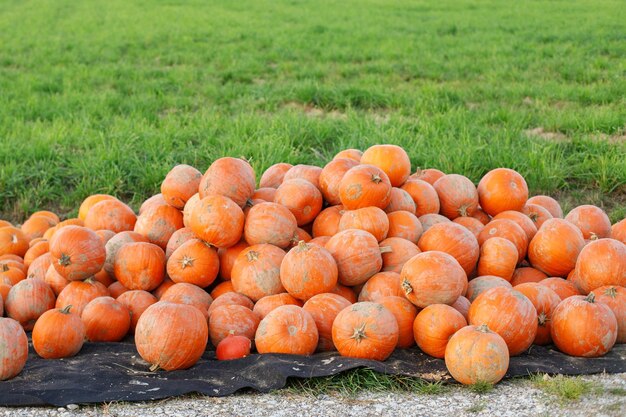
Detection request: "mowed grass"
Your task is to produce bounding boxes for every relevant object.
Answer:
[0,0,625,221]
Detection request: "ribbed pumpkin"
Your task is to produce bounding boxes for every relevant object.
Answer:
[612,219,626,244]
[334,149,363,162]
[325,229,384,286]
[0,317,28,380]
[49,226,106,281]
[303,293,352,352]
[339,164,392,210]
[538,277,580,300]
[190,195,244,248]
[5,278,56,330]
[452,217,485,239]
[400,251,467,308]
[167,239,219,288]
[161,164,202,209]
[565,205,612,240]
[161,283,213,320]
[114,242,166,291]
[445,325,509,385]
[32,305,86,359]
[0,227,30,257]
[575,238,626,294]
[244,202,298,248]
[199,157,256,208]
[135,301,208,371]
[319,158,360,205]
[280,241,338,301]
[23,240,48,269]
[210,281,235,299]
[332,302,399,360]
[208,304,260,347]
[21,215,57,241]
[478,219,528,263]
[95,228,116,245]
[410,168,445,185]
[451,296,471,321]
[255,305,318,355]
[312,205,344,237]
[0,263,25,285]
[44,265,69,296]
[230,244,285,302]
[384,188,416,214]
[139,194,169,215]
[527,195,563,218]
[528,219,586,277]
[84,199,137,233]
[358,271,403,302]
[253,293,303,319]
[259,163,293,189]
[81,296,131,342]
[360,144,410,187]
[477,168,528,216]
[55,278,109,317]
[103,231,148,274]
[401,179,440,217]
[339,207,389,242]
[477,237,518,281]
[134,205,184,249]
[116,290,158,333]
[274,179,323,226]
[378,296,417,348]
[379,237,420,274]
[551,293,617,357]
[309,236,331,247]
[510,267,548,286]
[207,292,254,317]
[413,304,467,358]
[30,211,60,223]
[513,282,561,345]
[217,241,249,281]
[182,193,200,227]
[466,276,512,302]
[418,222,479,276]
[471,208,491,225]
[468,286,537,356]
[592,286,626,343]
[108,281,128,298]
[78,194,117,221]
[521,204,553,230]
[386,211,422,243]
[252,187,277,202]
[493,210,537,242]
[418,214,450,232]
[283,164,323,190]
[26,252,51,281]
[164,227,196,260]
[433,174,479,219]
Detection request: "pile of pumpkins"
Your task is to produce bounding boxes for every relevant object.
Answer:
[1,144,625,387]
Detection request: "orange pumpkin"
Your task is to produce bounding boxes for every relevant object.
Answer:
[339,164,392,210]
[199,157,256,208]
[161,164,202,209]
[78,194,117,221]
[283,164,323,190]
[378,296,418,348]
[538,277,581,300]
[95,230,115,245]
[575,238,626,294]
[103,231,148,274]
[319,158,360,205]
[493,210,537,242]
[413,304,467,358]
[510,267,548,286]
[312,205,344,237]
[451,296,471,320]
[21,215,57,241]
[0,227,29,257]
[332,302,399,360]
[81,296,131,342]
[386,211,422,243]
[330,284,358,304]
[410,168,445,185]
[49,226,106,281]
[418,222,480,276]
[334,149,363,162]
[209,304,260,347]
[0,264,25,285]
[280,241,338,301]
[26,252,51,281]
[116,290,158,333]
[244,202,298,248]
[521,204,553,230]
[339,207,389,242]
[274,179,323,226]
[139,194,169,215]
[210,281,235,299]
[44,265,69,296]
[379,237,420,274]
[514,282,561,345]
[477,237,518,281]
[259,163,293,189]
[255,305,318,355]
[592,286,626,343]
[528,219,585,277]
[477,168,528,216]
[445,325,509,385]
[182,193,201,227]
[190,195,244,248]
[30,211,60,223]
[84,199,137,233]
[433,174,478,219]
[471,208,491,225]
[134,205,184,249]
[253,293,302,319]
[358,271,403,302]
[207,292,254,316]
[527,195,563,218]
[309,236,331,247]
[325,229,384,286]
[360,144,411,187]
[5,278,56,330]
[55,278,109,317]
[114,242,165,291]
[400,251,467,308]
[32,305,86,359]
[161,283,213,320]
[217,241,249,281]
[551,293,617,357]
[231,244,285,302]
[167,239,219,288]
[0,317,28,380]
[384,188,416,214]
[164,227,196,259]
[401,179,440,217]
[612,219,626,244]
[565,205,611,240]
[108,281,129,299]
[478,219,528,262]
[468,286,537,356]
[466,275,512,302]
[418,214,450,232]
[252,187,277,202]
[302,293,352,352]
[452,217,485,239]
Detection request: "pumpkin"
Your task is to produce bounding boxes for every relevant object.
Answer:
[339,164,392,210]
[24,241,50,268]
[325,229,384,286]
[575,238,626,294]
[166,239,219,288]
[182,193,201,227]
[332,302,399,360]
[379,237,420,274]
[466,276,512,302]
[334,149,363,162]
[30,211,60,223]
[510,267,548,286]
[78,194,117,221]
[538,277,580,300]
[0,317,28,380]
[209,304,260,347]
[280,241,338,301]
[0,227,29,257]
[514,282,561,345]
[319,158,360,205]
[418,214,450,232]
[378,296,418,348]
[444,325,509,385]
[81,296,131,342]
[302,293,352,352]
[358,271,403,302]
[216,335,252,360]
[283,164,323,190]
[103,231,148,274]
[152,277,175,300]
[400,251,467,308]
[199,157,256,208]
[289,228,312,248]
[478,219,528,262]
[139,194,169,215]
[521,204,553,230]
[471,208,491,225]
[44,265,69,296]
[0,220,12,228]
[108,281,129,298]
[400,179,440,217]
[135,301,208,371]
[5,278,56,330]
[133,205,184,249]
[477,168,528,216]
[452,217,485,239]
[114,242,166,291]
[93,268,114,287]
[413,304,467,358]
[48,226,106,281]
[418,222,479,276]
[255,305,318,355]
[95,230,116,245]
[527,195,563,218]
[231,244,285,302]
[360,144,411,187]
[21,215,57,241]
[164,227,196,259]
[161,283,213,320]
[384,188,416,214]
[43,219,84,241]
[32,305,86,359]
[312,205,344,237]
[493,210,537,242]
[565,205,611,240]
[26,252,51,281]
[116,290,158,333]
[330,284,358,304]
[217,241,249,281]
[0,264,25,285]
[253,293,302,319]
[55,278,109,316]
[190,195,245,248]
[451,296,471,320]
[611,219,626,244]
[274,179,323,226]
[551,293,617,357]
[251,187,277,202]
[207,292,254,316]
[309,236,331,247]
[161,164,202,209]
[386,211,422,244]
[468,286,537,356]
[592,286,626,343]
[433,174,478,219]
[528,219,586,277]
[244,202,298,248]
[210,281,235,299]
[84,199,137,233]
[339,207,389,242]
[477,237,518,281]
[410,168,445,185]
[259,163,293,189]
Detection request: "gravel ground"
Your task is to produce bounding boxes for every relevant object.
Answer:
[1,373,624,417]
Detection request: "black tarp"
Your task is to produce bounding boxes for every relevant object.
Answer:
[1,340,625,407]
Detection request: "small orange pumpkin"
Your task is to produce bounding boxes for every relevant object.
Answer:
[32,305,86,359]
[360,144,411,187]
[84,199,137,233]
[78,194,117,221]
[538,277,581,300]
[565,205,611,240]
[255,305,319,355]
[116,290,158,333]
[433,174,478,219]
[199,157,256,208]
[510,267,548,286]
[231,244,286,302]
[386,211,422,243]
[283,164,323,190]
[312,205,344,237]
[190,195,245,248]
[334,149,363,162]
[319,158,359,205]
[302,293,352,352]
[379,296,418,348]
[478,219,528,263]
[209,304,260,347]
[612,219,626,244]
[161,164,202,209]
[413,304,467,358]
[477,237,518,281]
[161,283,213,320]
[252,293,302,319]
[452,216,485,239]
[81,296,131,342]
[339,207,389,242]
[528,219,585,277]
[410,168,445,185]
[207,292,254,317]
[259,163,293,189]
[521,204,553,230]
[575,238,626,294]
[134,205,184,249]
[114,242,166,291]
[0,227,29,257]
[401,179,440,217]
[527,195,563,218]
[466,275,512,302]
[164,227,196,260]
[217,241,249,281]
[514,282,561,345]
[244,202,298,248]
[55,278,109,317]
[358,271,403,302]
[0,317,28,380]
[280,241,338,301]
[592,286,626,344]
[384,188,416,214]
[418,222,479,276]
[5,278,56,330]
[103,231,148,274]
[477,168,528,216]
[379,237,420,274]
[325,229,384,286]
[274,179,323,226]
[418,214,450,232]
[21,215,57,241]
[339,164,392,210]
[167,239,219,288]
[49,226,106,281]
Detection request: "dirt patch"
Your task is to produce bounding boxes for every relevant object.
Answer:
[283,102,348,120]
[524,127,569,142]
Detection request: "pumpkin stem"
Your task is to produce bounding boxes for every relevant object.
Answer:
[350,323,367,342]
[297,240,309,251]
[585,292,596,303]
[0,263,8,272]
[371,174,382,184]
[477,324,491,333]
[414,168,423,177]
[589,232,599,241]
[603,287,617,298]
[527,212,538,223]
[11,234,18,244]
[149,364,160,372]
[537,312,549,326]
[379,246,392,254]
[60,305,73,314]
[245,198,254,208]
[58,253,72,266]
[458,204,470,217]
[180,255,194,269]
[401,278,413,295]
[246,250,259,262]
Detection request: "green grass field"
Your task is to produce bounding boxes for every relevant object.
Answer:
[1,0,625,222]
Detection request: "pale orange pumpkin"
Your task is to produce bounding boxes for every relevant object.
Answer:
[231,244,285,302]
[333,149,363,162]
[255,305,318,355]
[199,157,256,208]
[78,194,117,221]
[325,229,384,286]
[312,205,344,237]
[189,195,244,248]
[379,237,421,274]
[49,226,106,281]
[466,275,512,302]
[283,164,323,190]
[252,293,303,319]
[592,286,626,343]
[164,227,196,260]
[5,278,56,330]
[514,282,561,345]
[418,222,479,276]
[84,199,137,233]
[116,290,158,333]
[386,211,422,243]
[161,164,202,209]
[565,205,611,240]
[244,202,298,248]
[114,242,166,291]
[81,296,131,342]
[379,296,418,348]
[55,278,109,317]
[452,217,485,239]
[477,237,518,281]
[433,174,479,219]
[521,204,553,230]
[477,168,528,216]
[339,207,389,242]
[274,179,323,226]
[538,277,581,300]
[259,163,293,189]
[217,241,249,281]
[161,283,213,320]
[303,293,352,352]
[0,317,28,380]
[510,267,548,286]
[413,304,467,358]
[410,168,445,185]
[209,304,260,347]
[280,241,338,301]
[339,164,392,210]
[612,219,626,244]
[527,195,563,218]
[575,238,626,294]
[400,179,440,217]
[528,219,585,277]
[478,219,528,263]
[418,214,450,232]
[134,204,184,249]
[0,227,29,257]
[319,158,360,205]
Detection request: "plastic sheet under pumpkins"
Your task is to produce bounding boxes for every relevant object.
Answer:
[1,340,625,406]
